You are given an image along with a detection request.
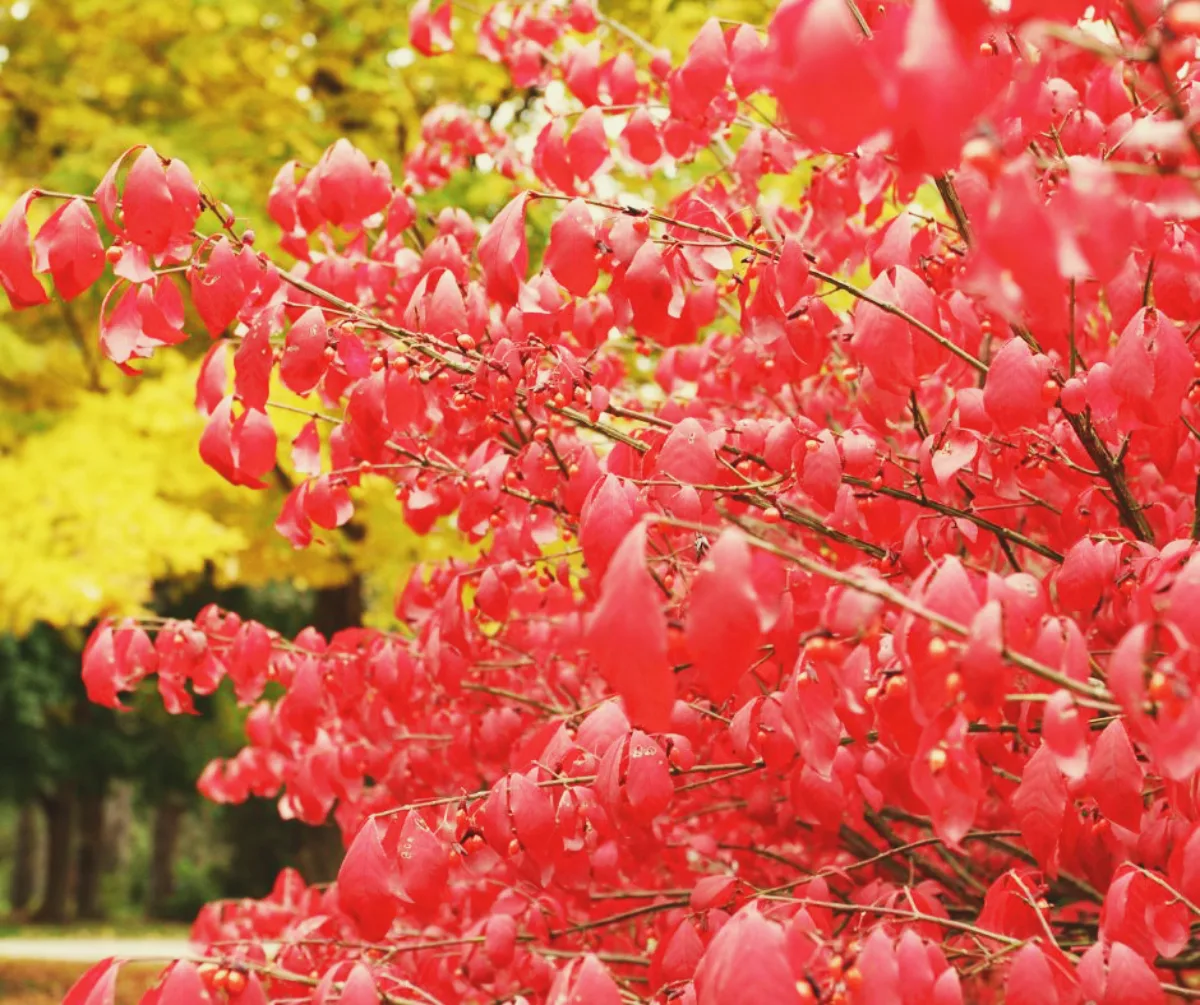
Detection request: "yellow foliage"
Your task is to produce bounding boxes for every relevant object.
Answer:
[0,355,472,634]
[0,0,758,635]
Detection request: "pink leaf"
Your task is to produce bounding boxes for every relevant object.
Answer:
[477,192,529,306]
[337,821,399,941]
[1087,719,1144,832]
[686,529,762,702]
[0,191,49,308]
[585,524,674,731]
[33,197,105,300]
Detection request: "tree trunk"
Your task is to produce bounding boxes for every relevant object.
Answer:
[9,804,38,914]
[33,785,76,924]
[102,782,134,873]
[74,786,107,919]
[147,796,185,918]
[311,574,364,638]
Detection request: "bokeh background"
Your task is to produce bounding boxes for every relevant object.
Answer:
[0,0,759,945]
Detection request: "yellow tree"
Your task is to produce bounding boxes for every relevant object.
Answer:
[0,0,765,921]
[0,0,512,921]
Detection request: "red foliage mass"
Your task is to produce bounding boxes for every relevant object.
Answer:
[20,0,1200,1001]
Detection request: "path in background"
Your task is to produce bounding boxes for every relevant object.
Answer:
[0,938,193,962]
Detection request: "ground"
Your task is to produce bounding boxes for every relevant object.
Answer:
[0,926,191,1004]
[0,960,163,1005]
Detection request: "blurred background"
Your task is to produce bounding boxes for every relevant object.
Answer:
[0,0,756,949]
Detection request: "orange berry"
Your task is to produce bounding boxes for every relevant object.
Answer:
[980,40,996,56]
[225,971,247,996]
[456,333,477,351]
[1149,671,1170,702]
[762,506,782,524]
[105,245,123,264]
[928,747,949,773]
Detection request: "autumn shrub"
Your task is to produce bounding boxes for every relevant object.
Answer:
[24,0,1200,1002]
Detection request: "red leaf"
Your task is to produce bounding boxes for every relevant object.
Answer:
[930,429,978,488]
[233,322,272,412]
[1005,945,1059,1005]
[728,24,768,98]
[567,106,608,182]
[275,482,313,549]
[767,0,887,152]
[196,342,229,418]
[395,812,448,914]
[580,474,638,579]
[311,140,392,232]
[477,192,530,306]
[280,307,329,395]
[694,906,800,1005]
[305,475,354,529]
[0,191,49,308]
[82,624,123,709]
[191,238,246,337]
[585,524,674,731]
[1042,689,1089,780]
[657,418,719,486]
[854,928,901,1005]
[1111,307,1192,428]
[1087,719,1144,832]
[291,419,322,477]
[547,954,622,1005]
[33,198,105,300]
[622,731,674,824]
[1012,743,1068,875]
[337,820,399,941]
[910,712,982,848]
[157,961,210,1004]
[63,958,119,1005]
[340,964,380,1005]
[623,241,673,335]
[484,914,518,969]
[546,198,599,297]
[410,0,454,56]
[1056,538,1115,614]
[686,529,761,702]
[983,339,1051,431]
[1104,941,1166,1005]
[623,109,663,165]
[123,148,174,254]
[669,18,729,120]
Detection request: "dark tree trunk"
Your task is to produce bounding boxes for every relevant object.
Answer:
[102,782,134,873]
[147,796,185,918]
[74,786,107,919]
[33,785,76,924]
[311,574,364,638]
[9,804,38,914]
